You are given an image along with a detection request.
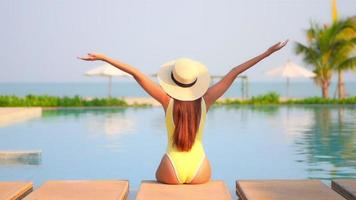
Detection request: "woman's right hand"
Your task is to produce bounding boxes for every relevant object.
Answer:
[77,53,107,61]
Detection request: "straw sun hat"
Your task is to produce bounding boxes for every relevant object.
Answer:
[157,58,211,101]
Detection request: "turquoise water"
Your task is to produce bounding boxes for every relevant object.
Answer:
[1,81,356,98]
[1,105,356,194]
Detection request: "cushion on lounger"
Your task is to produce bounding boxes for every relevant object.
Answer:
[0,181,33,200]
[236,180,344,200]
[136,180,232,200]
[24,180,128,200]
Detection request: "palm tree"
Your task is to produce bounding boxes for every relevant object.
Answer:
[295,18,356,98]
[333,17,356,99]
[295,23,333,98]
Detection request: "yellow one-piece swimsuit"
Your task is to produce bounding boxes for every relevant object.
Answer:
[165,97,207,184]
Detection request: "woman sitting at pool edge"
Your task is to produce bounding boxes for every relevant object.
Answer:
[79,40,288,184]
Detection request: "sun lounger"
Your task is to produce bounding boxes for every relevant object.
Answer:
[136,180,232,200]
[332,179,356,200]
[236,180,344,200]
[0,181,33,200]
[23,180,128,200]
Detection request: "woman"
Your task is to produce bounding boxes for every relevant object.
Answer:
[78,40,288,184]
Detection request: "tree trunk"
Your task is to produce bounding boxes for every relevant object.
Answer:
[321,80,330,98]
[337,70,346,99]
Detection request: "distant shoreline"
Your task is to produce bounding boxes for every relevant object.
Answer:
[1,82,356,99]
[1,93,356,107]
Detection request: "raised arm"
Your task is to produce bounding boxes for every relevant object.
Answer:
[203,40,288,110]
[78,53,170,109]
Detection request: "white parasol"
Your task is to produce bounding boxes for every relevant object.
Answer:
[265,60,315,98]
[85,64,132,98]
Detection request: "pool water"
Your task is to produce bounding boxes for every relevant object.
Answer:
[1,105,356,193]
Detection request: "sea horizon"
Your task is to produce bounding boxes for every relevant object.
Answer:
[1,81,355,99]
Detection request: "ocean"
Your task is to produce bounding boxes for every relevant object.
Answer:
[0,81,355,98]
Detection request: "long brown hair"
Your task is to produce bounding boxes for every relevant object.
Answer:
[172,98,202,151]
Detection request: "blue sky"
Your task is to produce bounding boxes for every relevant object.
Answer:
[1,0,355,82]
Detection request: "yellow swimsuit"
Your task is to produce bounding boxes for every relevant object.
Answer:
[165,97,207,184]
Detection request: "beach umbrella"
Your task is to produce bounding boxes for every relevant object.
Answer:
[265,60,315,98]
[85,64,132,98]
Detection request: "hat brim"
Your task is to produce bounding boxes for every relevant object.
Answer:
[157,60,211,101]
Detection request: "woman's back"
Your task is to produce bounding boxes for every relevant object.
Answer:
[165,97,207,183]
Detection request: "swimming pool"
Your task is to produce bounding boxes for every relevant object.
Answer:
[0,105,356,193]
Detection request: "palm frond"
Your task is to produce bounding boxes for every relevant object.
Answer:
[338,56,356,70]
[294,42,320,65]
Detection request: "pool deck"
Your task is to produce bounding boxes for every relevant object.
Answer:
[0,107,42,127]
[122,97,161,106]
[0,150,42,166]
[0,150,41,159]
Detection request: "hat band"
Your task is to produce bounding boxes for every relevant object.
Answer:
[171,72,197,88]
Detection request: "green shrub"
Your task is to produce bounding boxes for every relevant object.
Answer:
[285,96,356,104]
[249,92,280,104]
[0,95,128,107]
[217,92,356,105]
[218,92,280,105]
[1,93,355,107]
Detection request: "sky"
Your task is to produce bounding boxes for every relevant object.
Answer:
[0,0,355,83]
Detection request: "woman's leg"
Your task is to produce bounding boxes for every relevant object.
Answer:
[190,158,211,184]
[155,154,180,184]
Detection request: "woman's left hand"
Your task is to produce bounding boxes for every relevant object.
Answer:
[267,40,288,54]
[77,53,107,61]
